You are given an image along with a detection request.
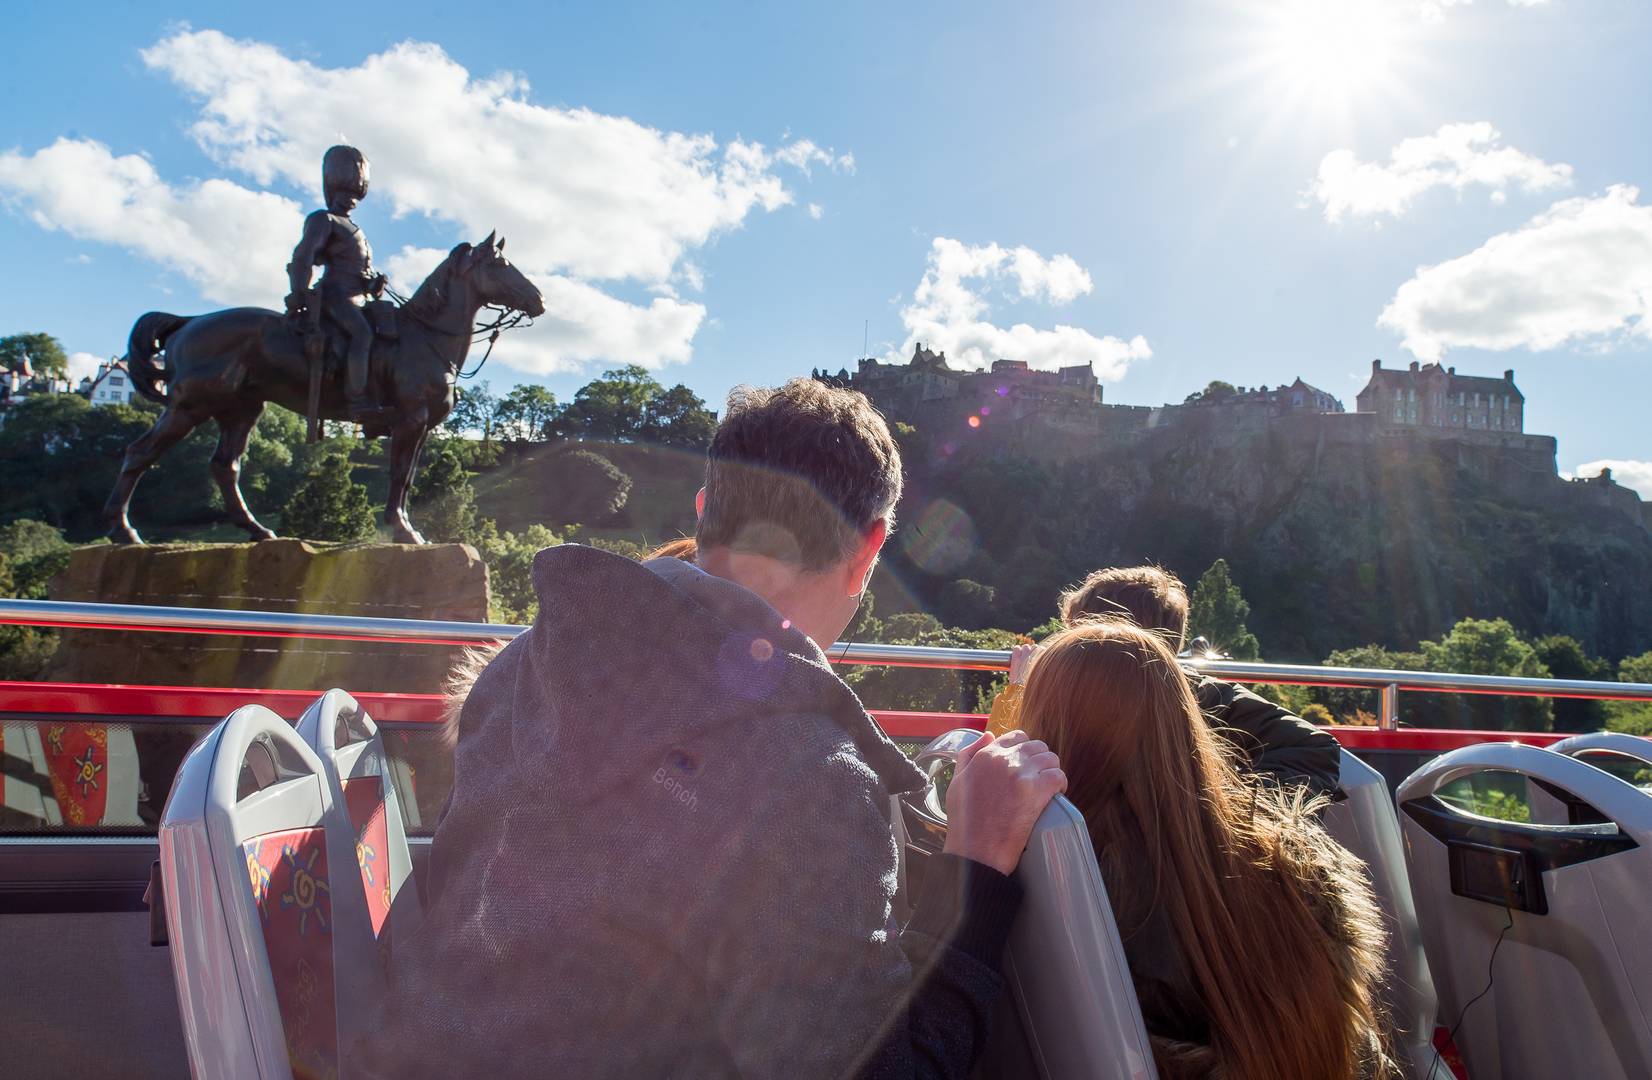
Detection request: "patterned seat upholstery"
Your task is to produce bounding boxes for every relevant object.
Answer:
[1,720,142,827]
[296,690,422,950]
[158,704,381,1078]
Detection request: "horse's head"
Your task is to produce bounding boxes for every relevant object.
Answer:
[458,231,544,317]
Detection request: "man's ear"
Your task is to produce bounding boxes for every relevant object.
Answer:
[847,519,888,596]
[695,487,706,522]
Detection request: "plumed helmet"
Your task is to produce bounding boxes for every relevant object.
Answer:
[322,144,370,202]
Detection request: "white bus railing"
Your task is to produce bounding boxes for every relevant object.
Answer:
[4,598,1652,731]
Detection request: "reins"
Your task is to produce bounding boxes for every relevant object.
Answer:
[384,283,534,380]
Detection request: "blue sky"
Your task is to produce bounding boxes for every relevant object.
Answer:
[3,1,1650,488]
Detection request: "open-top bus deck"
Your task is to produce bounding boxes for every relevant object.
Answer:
[5,598,1652,1079]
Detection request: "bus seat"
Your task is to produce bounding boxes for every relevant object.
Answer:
[295,689,423,948]
[908,729,1158,1080]
[2,721,56,824]
[158,704,382,1079]
[1396,742,1652,1080]
[1318,748,1439,1078]
[1,721,141,826]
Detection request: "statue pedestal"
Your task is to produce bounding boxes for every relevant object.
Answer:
[45,539,491,695]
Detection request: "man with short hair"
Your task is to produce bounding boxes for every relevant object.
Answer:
[353,379,1065,1078]
[990,564,1340,795]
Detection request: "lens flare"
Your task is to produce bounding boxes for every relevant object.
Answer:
[899,498,978,575]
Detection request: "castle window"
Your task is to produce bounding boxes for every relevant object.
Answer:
[1394,406,1404,422]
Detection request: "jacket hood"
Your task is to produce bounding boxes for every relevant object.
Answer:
[524,544,924,796]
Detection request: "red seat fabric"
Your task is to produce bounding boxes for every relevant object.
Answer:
[37,722,109,825]
[341,776,392,938]
[242,826,338,1080]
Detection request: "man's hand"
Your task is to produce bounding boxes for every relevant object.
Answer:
[284,290,311,320]
[1007,642,1042,686]
[942,731,1066,876]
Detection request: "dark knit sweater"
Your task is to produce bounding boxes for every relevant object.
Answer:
[350,546,1020,1078]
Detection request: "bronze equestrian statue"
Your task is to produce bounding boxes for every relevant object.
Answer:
[286,144,394,428]
[102,146,544,545]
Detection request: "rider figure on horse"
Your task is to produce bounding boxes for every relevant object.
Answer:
[285,144,392,427]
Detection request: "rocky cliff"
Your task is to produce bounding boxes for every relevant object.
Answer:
[892,413,1652,662]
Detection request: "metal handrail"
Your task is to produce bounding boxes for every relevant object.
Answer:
[5,599,1652,731]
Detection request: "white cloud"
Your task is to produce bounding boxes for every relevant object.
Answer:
[66,351,104,384]
[139,31,828,286]
[773,139,855,178]
[807,203,824,220]
[893,237,1150,379]
[1572,460,1652,499]
[0,30,847,374]
[1378,185,1652,361]
[0,136,302,305]
[1419,0,1548,21]
[385,245,703,372]
[1308,122,1571,223]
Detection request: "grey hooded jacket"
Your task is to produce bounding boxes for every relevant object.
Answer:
[350,546,1020,1078]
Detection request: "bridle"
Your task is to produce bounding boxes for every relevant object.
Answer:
[384,271,536,380]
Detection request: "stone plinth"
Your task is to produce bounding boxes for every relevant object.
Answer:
[46,539,491,695]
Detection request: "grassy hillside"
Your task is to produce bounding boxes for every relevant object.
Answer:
[471,440,703,547]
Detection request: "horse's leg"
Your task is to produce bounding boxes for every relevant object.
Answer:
[386,413,432,545]
[211,404,276,542]
[101,406,205,544]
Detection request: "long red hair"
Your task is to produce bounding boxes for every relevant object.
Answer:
[1019,620,1393,1079]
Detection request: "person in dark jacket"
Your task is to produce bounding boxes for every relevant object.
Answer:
[989,564,1339,795]
[350,379,1066,1079]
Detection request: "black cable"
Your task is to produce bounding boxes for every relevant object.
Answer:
[1425,903,1515,1080]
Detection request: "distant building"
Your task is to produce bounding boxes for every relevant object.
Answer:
[0,350,73,427]
[816,344,1351,462]
[1213,377,1344,414]
[81,358,135,407]
[1356,359,1524,433]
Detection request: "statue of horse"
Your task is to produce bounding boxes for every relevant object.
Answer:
[103,232,543,545]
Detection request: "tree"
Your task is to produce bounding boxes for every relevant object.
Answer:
[939,578,997,629]
[546,450,632,526]
[412,442,481,544]
[640,384,717,447]
[1607,651,1652,736]
[846,587,882,643]
[280,447,377,542]
[493,384,560,442]
[1532,634,1610,732]
[0,332,70,378]
[473,520,564,622]
[1184,379,1237,404]
[1187,558,1261,660]
[555,365,662,441]
[1316,643,1425,722]
[1419,618,1552,731]
[845,620,1019,713]
[0,522,72,679]
[445,381,499,442]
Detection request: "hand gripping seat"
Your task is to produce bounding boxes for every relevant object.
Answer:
[905,729,1158,1080]
[295,690,422,950]
[1397,742,1652,1080]
[1318,748,1439,1078]
[158,704,382,1079]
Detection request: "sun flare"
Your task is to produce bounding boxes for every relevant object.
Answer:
[1252,0,1412,111]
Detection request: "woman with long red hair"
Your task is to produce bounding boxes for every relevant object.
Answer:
[1016,619,1395,1080]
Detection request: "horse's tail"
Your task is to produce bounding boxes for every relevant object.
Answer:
[125,311,192,404]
